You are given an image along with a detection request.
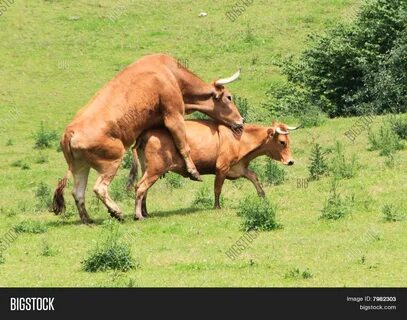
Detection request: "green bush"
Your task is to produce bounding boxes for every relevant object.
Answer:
[35,182,52,211]
[34,121,58,149]
[192,185,219,209]
[308,143,328,181]
[82,220,136,272]
[234,95,250,120]
[165,172,184,189]
[329,141,359,179]
[263,159,285,185]
[284,267,313,279]
[237,195,281,231]
[14,220,48,234]
[273,0,407,117]
[368,124,404,156]
[320,180,350,220]
[122,150,133,169]
[382,204,405,222]
[388,114,407,140]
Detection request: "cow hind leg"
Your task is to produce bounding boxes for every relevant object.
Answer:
[135,174,159,220]
[93,159,124,221]
[71,165,92,224]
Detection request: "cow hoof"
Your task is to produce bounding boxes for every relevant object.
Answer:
[142,211,149,218]
[213,205,221,210]
[81,218,94,225]
[189,170,202,182]
[109,211,124,222]
[134,215,145,221]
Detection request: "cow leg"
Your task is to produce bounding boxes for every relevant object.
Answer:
[135,173,159,220]
[214,172,227,209]
[163,113,201,181]
[93,159,124,221]
[71,164,92,224]
[243,169,265,197]
[126,144,138,191]
[142,191,148,217]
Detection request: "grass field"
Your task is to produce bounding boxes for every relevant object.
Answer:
[1,0,406,287]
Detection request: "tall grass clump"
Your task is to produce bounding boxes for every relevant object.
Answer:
[165,172,184,189]
[237,195,281,231]
[381,204,405,222]
[14,220,48,234]
[368,123,404,156]
[320,180,350,220]
[33,121,58,149]
[35,182,52,211]
[82,220,136,272]
[329,141,359,179]
[263,159,285,185]
[308,143,328,181]
[192,185,217,209]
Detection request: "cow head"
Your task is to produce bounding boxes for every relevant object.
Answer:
[201,70,244,134]
[264,122,301,165]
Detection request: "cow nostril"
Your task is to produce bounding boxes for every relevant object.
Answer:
[288,160,294,166]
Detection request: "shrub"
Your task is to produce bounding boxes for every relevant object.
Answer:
[165,172,184,189]
[284,268,313,279]
[82,220,136,272]
[263,159,285,185]
[14,220,48,234]
[192,185,217,209]
[368,124,404,156]
[40,242,59,257]
[308,143,328,181]
[320,180,350,220]
[237,195,281,231]
[382,204,405,222]
[329,141,359,179]
[234,95,250,119]
[122,150,133,169]
[34,121,58,149]
[272,0,407,117]
[35,182,52,211]
[388,114,407,140]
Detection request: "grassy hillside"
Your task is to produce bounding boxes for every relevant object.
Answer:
[2,0,407,287]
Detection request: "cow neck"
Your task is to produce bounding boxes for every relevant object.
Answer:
[174,68,214,112]
[238,125,269,162]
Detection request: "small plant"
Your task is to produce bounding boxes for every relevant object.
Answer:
[110,175,128,202]
[82,220,136,272]
[0,253,5,264]
[368,125,404,156]
[14,220,48,234]
[35,182,52,211]
[234,95,249,119]
[122,150,133,169]
[11,159,30,170]
[263,159,285,185]
[237,195,281,231]
[284,267,313,279]
[34,121,58,149]
[382,204,405,222]
[308,143,328,181]
[192,185,215,209]
[35,153,48,164]
[388,114,407,140]
[329,141,358,179]
[6,139,13,146]
[40,242,59,257]
[165,172,184,189]
[320,180,349,220]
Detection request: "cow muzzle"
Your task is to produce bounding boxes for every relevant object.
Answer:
[231,122,244,135]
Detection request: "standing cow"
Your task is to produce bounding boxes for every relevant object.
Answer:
[131,120,300,220]
[53,54,244,223]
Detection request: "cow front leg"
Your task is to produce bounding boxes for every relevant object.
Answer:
[214,172,226,209]
[163,113,202,181]
[243,169,265,197]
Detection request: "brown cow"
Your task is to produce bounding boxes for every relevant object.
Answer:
[52,54,244,224]
[132,120,299,220]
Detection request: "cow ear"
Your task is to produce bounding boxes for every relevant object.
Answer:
[267,128,275,137]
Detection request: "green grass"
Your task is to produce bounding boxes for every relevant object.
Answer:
[1,0,406,287]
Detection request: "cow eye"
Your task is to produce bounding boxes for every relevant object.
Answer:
[227,95,232,101]
[279,141,286,146]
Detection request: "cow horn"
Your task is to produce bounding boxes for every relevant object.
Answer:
[215,69,241,86]
[275,127,289,135]
[287,124,302,131]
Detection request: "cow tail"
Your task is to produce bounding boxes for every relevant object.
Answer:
[52,132,74,214]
